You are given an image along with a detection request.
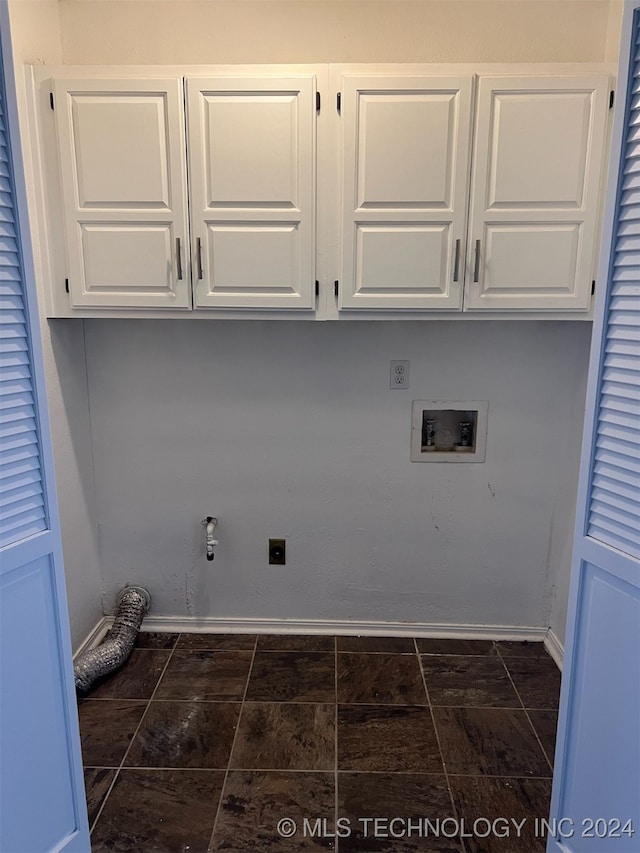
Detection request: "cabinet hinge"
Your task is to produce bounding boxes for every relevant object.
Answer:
[64,278,69,293]
[591,279,596,295]
[334,280,339,296]
[49,92,54,110]
[337,92,341,113]
[315,280,319,297]
[609,90,615,109]
[316,92,321,112]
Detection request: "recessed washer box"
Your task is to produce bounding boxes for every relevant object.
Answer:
[411,400,489,463]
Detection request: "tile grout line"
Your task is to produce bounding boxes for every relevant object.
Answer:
[87,638,180,834]
[495,647,555,774]
[85,766,345,774]
[446,771,556,780]
[416,637,467,853]
[207,635,258,852]
[83,764,555,778]
[336,650,419,658]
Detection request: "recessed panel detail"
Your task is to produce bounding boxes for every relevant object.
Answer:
[71,95,171,209]
[483,224,581,294]
[356,93,457,210]
[204,94,299,208]
[207,223,300,294]
[487,92,592,209]
[1,557,77,851]
[558,563,640,832]
[80,224,175,293]
[355,224,449,295]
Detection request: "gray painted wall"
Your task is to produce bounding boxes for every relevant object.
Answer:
[86,319,590,630]
[11,0,616,647]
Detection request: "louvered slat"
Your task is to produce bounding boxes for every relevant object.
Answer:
[0,454,41,486]
[601,379,640,399]
[597,421,639,444]
[586,46,640,558]
[0,480,43,510]
[599,407,639,429]
[0,440,39,468]
[595,445,640,472]
[0,360,30,381]
[0,77,46,548]
[0,404,35,425]
[592,489,640,518]
[593,459,638,489]
[0,376,34,397]
[590,501,640,537]
[0,348,30,365]
[0,418,37,441]
[604,349,640,368]
[592,473,639,503]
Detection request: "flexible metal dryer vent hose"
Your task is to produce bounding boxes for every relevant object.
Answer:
[74,586,151,696]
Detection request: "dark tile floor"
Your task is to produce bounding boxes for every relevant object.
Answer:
[79,633,560,852]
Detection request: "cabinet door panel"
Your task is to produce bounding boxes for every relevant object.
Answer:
[356,95,455,209]
[204,95,300,207]
[486,94,591,209]
[355,224,451,297]
[340,75,473,310]
[187,76,315,309]
[80,225,176,293]
[53,78,190,308]
[466,76,609,310]
[70,96,171,208]
[483,223,581,294]
[204,223,300,302]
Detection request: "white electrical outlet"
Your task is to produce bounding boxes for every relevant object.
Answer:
[390,360,410,389]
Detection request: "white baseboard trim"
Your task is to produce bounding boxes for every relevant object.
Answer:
[73,616,112,659]
[544,628,565,671]
[138,615,548,643]
[74,614,551,658]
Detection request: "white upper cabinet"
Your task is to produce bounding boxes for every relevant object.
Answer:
[339,74,473,310]
[52,72,317,312]
[53,78,191,309]
[41,65,611,317]
[186,75,316,309]
[465,75,610,310]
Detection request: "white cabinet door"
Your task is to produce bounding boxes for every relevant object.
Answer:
[466,75,610,311]
[53,78,191,309]
[339,74,473,310]
[186,75,316,309]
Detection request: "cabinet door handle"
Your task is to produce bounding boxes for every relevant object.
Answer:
[196,237,203,280]
[176,237,183,280]
[473,239,481,283]
[453,238,461,282]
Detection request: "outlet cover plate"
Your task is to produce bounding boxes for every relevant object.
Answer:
[390,360,410,389]
[268,538,286,565]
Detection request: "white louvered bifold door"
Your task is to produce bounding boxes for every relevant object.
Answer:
[586,86,640,555]
[547,5,640,849]
[0,91,46,547]
[0,16,90,851]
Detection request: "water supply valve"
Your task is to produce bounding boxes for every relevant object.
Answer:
[202,516,219,561]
